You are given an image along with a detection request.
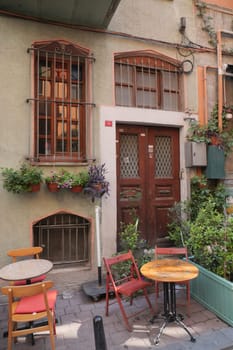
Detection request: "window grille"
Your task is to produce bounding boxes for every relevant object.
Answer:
[33,213,90,265]
[115,54,181,111]
[28,41,95,162]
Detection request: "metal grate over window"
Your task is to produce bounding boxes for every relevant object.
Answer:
[115,55,181,111]
[33,213,90,265]
[155,136,172,178]
[120,134,139,178]
[27,40,95,163]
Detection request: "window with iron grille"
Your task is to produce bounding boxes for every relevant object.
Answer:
[30,40,94,163]
[33,213,90,265]
[115,53,182,111]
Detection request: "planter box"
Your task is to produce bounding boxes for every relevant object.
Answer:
[190,262,233,326]
[205,145,225,179]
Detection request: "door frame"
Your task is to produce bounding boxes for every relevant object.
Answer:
[99,105,189,257]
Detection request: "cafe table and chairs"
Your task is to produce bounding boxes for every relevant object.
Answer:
[0,258,54,345]
[140,258,199,345]
[7,246,47,285]
[2,280,57,350]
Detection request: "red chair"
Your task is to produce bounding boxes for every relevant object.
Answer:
[154,246,190,315]
[1,281,57,350]
[7,247,46,285]
[103,250,153,331]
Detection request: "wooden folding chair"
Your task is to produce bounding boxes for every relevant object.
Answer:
[155,246,191,315]
[103,250,153,331]
[7,247,46,285]
[2,281,57,350]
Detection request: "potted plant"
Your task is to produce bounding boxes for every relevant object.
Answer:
[44,170,62,192]
[84,163,110,201]
[44,169,90,193]
[1,162,43,193]
[167,178,233,326]
[187,104,233,156]
[69,171,89,193]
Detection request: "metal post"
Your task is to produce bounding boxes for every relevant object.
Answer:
[93,315,107,350]
[95,205,102,285]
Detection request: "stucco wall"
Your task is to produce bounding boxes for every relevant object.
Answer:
[0,0,232,288]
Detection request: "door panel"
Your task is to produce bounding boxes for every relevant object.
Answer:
[147,128,180,244]
[116,125,180,247]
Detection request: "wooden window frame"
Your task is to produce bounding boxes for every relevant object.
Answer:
[33,40,93,163]
[115,52,182,111]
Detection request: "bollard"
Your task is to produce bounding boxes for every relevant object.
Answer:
[93,315,108,350]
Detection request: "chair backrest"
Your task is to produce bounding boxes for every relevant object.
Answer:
[7,247,43,262]
[155,246,188,260]
[1,281,54,315]
[103,250,141,288]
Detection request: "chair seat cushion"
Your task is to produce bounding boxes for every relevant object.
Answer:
[13,274,46,286]
[117,278,151,296]
[15,289,58,314]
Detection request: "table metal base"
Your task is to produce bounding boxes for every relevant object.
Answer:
[150,282,196,345]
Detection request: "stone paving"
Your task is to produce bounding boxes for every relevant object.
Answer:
[0,287,233,350]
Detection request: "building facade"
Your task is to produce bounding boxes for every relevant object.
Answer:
[0,0,232,291]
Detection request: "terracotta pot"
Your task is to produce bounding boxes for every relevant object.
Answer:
[70,185,83,193]
[210,135,221,146]
[92,183,103,191]
[29,183,41,192]
[47,182,60,192]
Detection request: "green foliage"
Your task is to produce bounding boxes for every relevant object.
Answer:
[118,219,140,252]
[187,104,233,156]
[69,171,89,187]
[112,213,153,279]
[168,176,233,281]
[1,163,43,194]
[188,198,233,280]
[45,169,89,189]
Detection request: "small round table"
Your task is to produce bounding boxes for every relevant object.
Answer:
[141,258,199,345]
[0,259,53,284]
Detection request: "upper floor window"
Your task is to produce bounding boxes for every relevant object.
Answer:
[31,40,94,163]
[115,52,182,111]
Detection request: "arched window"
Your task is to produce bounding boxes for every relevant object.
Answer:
[30,40,94,162]
[33,213,90,265]
[115,51,182,111]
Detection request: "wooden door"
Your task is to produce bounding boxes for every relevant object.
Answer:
[116,125,180,247]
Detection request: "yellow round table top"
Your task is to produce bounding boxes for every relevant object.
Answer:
[140,259,199,282]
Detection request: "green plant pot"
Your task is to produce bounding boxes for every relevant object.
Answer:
[190,262,233,326]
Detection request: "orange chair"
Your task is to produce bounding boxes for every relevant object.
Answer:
[154,246,190,315]
[103,250,153,331]
[2,281,57,350]
[7,247,46,285]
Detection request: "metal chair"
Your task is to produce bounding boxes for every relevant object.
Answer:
[2,281,57,350]
[103,250,153,331]
[154,246,190,315]
[7,247,46,285]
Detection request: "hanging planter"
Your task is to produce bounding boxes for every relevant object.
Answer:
[70,185,83,193]
[46,182,60,193]
[29,183,41,192]
[44,169,89,193]
[1,162,43,194]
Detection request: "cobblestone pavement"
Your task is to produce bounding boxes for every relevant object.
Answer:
[0,287,232,350]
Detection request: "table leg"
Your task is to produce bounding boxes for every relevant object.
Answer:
[152,282,196,345]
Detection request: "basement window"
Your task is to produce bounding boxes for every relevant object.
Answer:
[33,213,90,266]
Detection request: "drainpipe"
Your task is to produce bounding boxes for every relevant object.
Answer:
[95,205,102,285]
[217,30,223,131]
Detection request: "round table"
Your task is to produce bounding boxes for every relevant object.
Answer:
[141,258,199,345]
[0,259,53,282]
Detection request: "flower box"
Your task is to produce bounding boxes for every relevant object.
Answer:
[190,262,233,326]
